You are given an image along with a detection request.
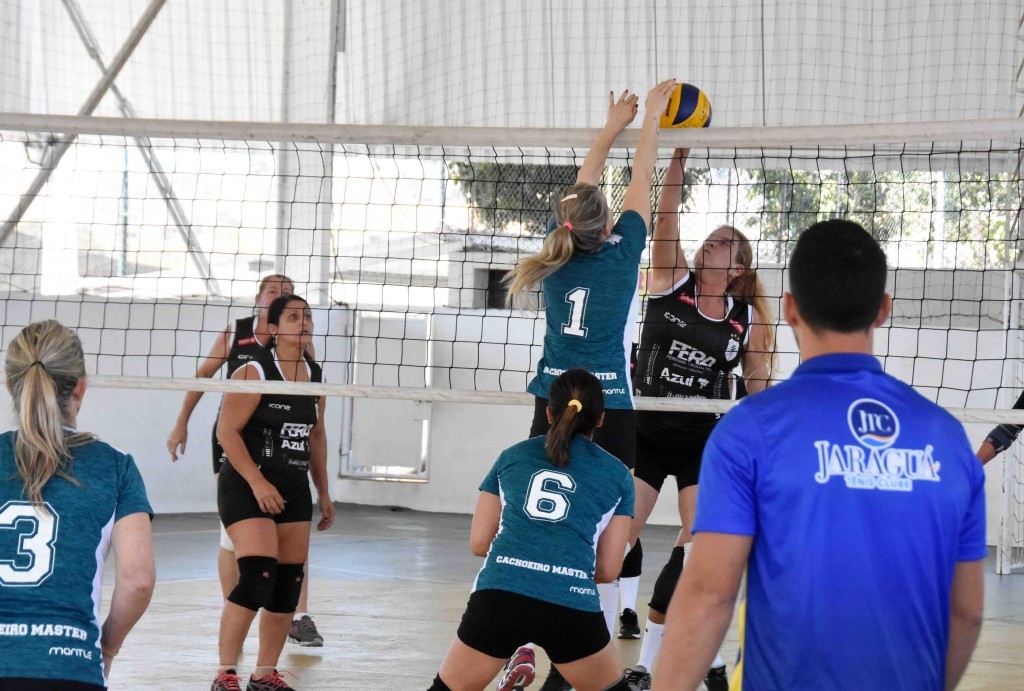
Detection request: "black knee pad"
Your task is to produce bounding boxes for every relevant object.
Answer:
[265,562,305,614]
[621,538,643,578]
[427,673,452,691]
[648,545,685,614]
[227,556,277,611]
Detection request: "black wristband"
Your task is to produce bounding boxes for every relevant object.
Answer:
[985,423,1022,454]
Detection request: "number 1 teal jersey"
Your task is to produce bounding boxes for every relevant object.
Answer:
[474,435,634,611]
[0,431,152,687]
[527,211,646,409]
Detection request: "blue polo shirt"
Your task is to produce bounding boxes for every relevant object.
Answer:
[695,353,986,691]
[526,211,646,409]
[0,432,152,687]
[474,435,634,611]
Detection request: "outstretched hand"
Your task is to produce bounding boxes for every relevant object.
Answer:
[645,79,678,119]
[604,90,639,133]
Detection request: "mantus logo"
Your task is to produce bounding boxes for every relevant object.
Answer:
[814,398,940,491]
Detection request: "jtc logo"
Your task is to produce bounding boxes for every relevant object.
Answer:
[848,399,899,449]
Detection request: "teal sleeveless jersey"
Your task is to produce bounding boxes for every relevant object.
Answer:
[0,431,152,687]
[526,211,646,409]
[474,435,634,611]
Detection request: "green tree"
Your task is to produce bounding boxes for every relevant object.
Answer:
[449,161,710,235]
[447,162,577,234]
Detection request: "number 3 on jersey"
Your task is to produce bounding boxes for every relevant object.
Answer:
[0,501,59,587]
[524,470,576,522]
[562,287,590,338]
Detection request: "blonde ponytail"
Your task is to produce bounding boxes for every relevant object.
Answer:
[723,226,777,381]
[5,320,94,507]
[504,182,611,309]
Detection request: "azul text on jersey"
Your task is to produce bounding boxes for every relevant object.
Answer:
[813,399,941,492]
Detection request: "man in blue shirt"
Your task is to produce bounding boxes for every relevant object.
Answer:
[651,220,986,691]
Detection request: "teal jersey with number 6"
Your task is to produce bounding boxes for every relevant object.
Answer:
[0,430,152,687]
[526,210,646,409]
[473,435,635,611]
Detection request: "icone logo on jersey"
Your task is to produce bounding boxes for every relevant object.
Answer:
[728,319,745,335]
[664,311,687,329]
[238,336,258,346]
[678,293,696,306]
[813,398,941,491]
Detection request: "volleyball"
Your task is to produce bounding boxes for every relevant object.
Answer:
[660,82,712,128]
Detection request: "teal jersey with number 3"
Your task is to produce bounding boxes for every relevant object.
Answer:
[474,435,634,611]
[526,210,646,409]
[0,431,152,687]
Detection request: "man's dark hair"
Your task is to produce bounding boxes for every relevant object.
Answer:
[789,219,888,333]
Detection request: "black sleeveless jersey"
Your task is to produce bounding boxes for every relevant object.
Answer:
[239,347,323,476]
[634,272,752,401]
[226,316,267,377]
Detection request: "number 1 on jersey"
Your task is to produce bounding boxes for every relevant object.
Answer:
[562,287,590,338]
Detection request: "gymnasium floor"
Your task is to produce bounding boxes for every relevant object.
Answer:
[104,504,1024,690]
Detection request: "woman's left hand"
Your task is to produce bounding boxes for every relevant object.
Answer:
[317,490,335,531]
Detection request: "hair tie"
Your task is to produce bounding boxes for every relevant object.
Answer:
[30,361,46,371]
[567,399,582,413]
[563,221,574,232]
[560,193,578,203]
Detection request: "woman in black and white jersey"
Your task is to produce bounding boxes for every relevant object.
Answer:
[623,149,775,691]
[167,274,293,593]
[211,295,334,691]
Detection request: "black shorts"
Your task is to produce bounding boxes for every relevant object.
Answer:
[457,589,609,664]
[634,411,719,491]
[0,680,103,691]
[217,461,313,528]
[211,420,227,475]
[530,397,636,469]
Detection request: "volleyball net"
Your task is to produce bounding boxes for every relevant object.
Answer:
[0,113,1023,565]
[0,115,1021,407]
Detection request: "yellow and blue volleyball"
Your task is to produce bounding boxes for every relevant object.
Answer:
[660,83,712,128]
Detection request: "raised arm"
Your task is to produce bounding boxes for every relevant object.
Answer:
[101,512,155,677]
[622,79,678,229]
[648,147,690,294]
[167,324,233,461]
[576,90,639,186]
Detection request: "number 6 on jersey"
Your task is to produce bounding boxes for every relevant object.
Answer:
[562,287,590,337]
[524,470,576,522]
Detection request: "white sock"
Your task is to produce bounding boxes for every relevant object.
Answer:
[619,575,640,613]
[636,621,665,672]
[218,664,238,674]
[253,666,276,679]
[598,581,619,635]
[712,653,725,668]
[294,612,308,620]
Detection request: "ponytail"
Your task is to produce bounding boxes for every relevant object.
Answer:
[505,183,611,309]
[4,320,94,508]
[505,225,575,309]
[723,225,777,381]
[545,369,605,467]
